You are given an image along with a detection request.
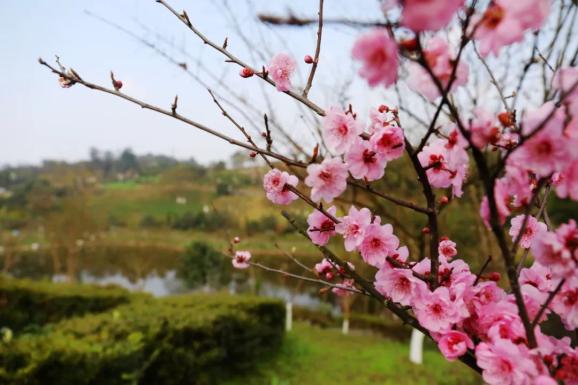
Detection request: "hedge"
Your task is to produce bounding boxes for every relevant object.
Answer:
[0,293,285,385]
[0,278,133,332]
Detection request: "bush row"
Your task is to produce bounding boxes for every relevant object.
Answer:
[0,287,284,385]
[0,278,133,332]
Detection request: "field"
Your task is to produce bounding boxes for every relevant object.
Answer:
[226,323,480,385]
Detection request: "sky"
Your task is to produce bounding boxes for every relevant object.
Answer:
[0,0,383,167]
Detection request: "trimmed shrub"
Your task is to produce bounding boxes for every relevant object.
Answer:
[0,278,132,332]
[0,293,285,385]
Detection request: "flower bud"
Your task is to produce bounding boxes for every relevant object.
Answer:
[304,55,314,64]
[112,79,123,91]
[498,111,514,127]
[239,67,254,78]
[233,236,241,244]
[421,227,431,234]
[488,272,501,281]
[249,151,257,158]
[378,104,389,113]
[439,196,449,205]
[399,38,418,51]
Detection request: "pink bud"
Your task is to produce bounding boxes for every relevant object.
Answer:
[304,55,314,64]
[233,236,241,244]
[488,272,501,281]
[239,67,254,78]
[113,80,123,91]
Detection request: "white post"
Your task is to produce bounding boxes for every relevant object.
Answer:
[341,318,349,335]
[285,302,293,332]
[409,329,425,364]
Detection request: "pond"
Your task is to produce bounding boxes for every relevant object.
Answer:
[4,244,345,315]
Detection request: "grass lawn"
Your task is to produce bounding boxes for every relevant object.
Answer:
[225,323,481,385]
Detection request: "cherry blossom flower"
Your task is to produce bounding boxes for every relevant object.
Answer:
[359,220,399,268]
[480,178,511,228]
[407,36,469,101]
[307,206,337,246]
[315,258,334,280]
[476,339,539,385]
[552,277,578,331]
[413,286,461,332]
[352,28,398,87]
[509,215,547,249]
[469,109,501,149]
[438,238,457,260]
[519,263,553,293]
[417,136,468,197]
[335,206,372,251]
[232,251,251,269]
[375,267,416,306]
[531,230,575,280]
[554,162,578,201]
[474,0,549,57]
[346,138,387,181]
[401,0,464,32]
[305,157,348,203]
[268,53,296,92]
[332,278,355,296]
[263,169,299,205]
[322,107,362,154]
[370,124,405,161]
[437,330,474,361]
[510,102,570,177]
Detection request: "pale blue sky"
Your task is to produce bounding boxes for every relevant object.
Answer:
[0,0,383,167]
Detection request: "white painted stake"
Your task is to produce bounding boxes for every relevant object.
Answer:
[341,318,349,335]
[285,302,293,332]
[409,329,425,364]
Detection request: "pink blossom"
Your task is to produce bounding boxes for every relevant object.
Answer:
[307,206,337,246]
[509,215,547,249]
[359,221,399,268]
[413,286,460,332]
[332,278,355,296]
[305,157,348,203]
[401,0,464,32]
[476,339,539,385]
[519,263,553,293]
[474,0,549,57]
[554,161,578,201]
[315,258,334,280]
[417,137,468,197]
[470,109,501,149]
[480,178,511,228]
[268,53,296,92]
[438,238,457,260]
[510,102,570,177]
[374,267,416,306]
[368,105,398,134]
[322,107,362,154]
[232,251,251,269]
[335,206,372,251]
[346,138,387,181]
[407,37,469,101]
[552,277,578,331]
[263,168,299,205]
[351,28,398,88]
[534,375,558,385]
[531,230,576,280]
[438,330,474,361]
[370,124,405,161]
[502,165,534,208]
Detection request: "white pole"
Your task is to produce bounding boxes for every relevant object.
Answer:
[285,302,293,332]
[409,329,425,364]
[341,318,349,335]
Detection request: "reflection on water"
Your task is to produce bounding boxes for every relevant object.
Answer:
[8,246,340,314]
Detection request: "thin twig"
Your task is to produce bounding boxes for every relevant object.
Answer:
[302,0,323,98]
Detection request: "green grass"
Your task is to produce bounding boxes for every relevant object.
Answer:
[224,323,481,385]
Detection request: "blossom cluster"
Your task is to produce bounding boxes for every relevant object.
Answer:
[235,0,578,384]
